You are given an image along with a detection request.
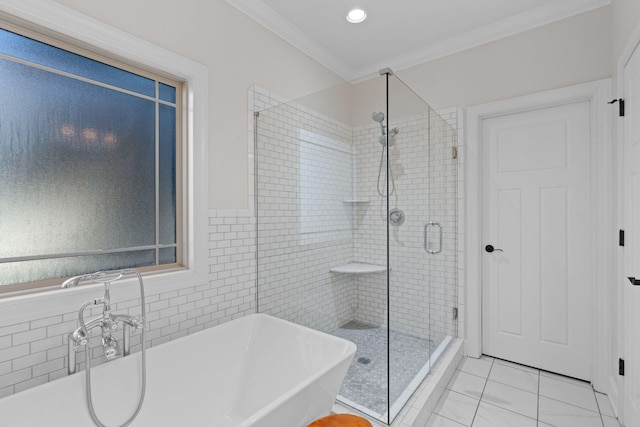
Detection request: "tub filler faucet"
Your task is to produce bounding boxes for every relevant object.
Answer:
[63,269,145,374]
[62,269,148,427]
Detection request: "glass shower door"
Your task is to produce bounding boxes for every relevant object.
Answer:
[387,73,458,422]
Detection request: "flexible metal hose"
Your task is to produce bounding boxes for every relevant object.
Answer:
[377,145,395,197]
[80,269,147,427]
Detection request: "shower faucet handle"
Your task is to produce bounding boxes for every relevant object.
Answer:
[485,245,503,253]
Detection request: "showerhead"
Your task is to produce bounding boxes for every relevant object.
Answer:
[372,111,386,137]
[372,111,385,122]
[372,111,399,147]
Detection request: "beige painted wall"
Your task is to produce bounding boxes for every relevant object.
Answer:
[612,0,640,61]
[396,7,612,110]
[52,1,616,209]
[56,0,344,210]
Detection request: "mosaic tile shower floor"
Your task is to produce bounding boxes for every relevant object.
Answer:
[332,321,436,416]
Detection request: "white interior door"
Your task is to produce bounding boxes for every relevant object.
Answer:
[623,41,640,427]
[481,101,593,380]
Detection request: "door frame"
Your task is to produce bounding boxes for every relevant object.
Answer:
[465,79,613,392]
[614,24,640,423]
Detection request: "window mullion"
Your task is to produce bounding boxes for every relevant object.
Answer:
[155,81,160,265]
[0,245,174,264]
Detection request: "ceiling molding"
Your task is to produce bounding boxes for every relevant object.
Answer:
[228,0,611,82]
[359,0,612,78]
[225,0,355,80]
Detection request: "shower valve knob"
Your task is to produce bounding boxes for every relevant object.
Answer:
[485,245,503,253]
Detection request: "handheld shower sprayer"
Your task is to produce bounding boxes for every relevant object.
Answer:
[61,270,126,288]
[62,270,127,328]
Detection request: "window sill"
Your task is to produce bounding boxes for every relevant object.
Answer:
[0,268,207,326]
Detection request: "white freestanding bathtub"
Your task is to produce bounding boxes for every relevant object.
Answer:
[0,313,356,427]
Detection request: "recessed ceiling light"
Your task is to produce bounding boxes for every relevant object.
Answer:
[346,8,367,24]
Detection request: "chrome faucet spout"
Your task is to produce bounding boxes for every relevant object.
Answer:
[102,334,121,361]
[81,316,106,332]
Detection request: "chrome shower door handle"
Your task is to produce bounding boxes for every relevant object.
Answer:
[424,221,442,254]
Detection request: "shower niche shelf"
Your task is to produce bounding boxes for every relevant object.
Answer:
[342,200,370,204]
[330,262,387,274]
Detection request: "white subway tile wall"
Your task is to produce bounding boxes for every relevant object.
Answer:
[0,210,257,398]
[252,85,462,349]
[255,88,356,333]
[352,110,458,343]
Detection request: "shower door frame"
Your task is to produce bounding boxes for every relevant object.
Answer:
[252,75,459,424]
[385,72,459,423]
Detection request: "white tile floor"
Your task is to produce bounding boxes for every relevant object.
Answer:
[427,356,621,427]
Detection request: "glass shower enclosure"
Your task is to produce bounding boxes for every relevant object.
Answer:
[254,70,458,424]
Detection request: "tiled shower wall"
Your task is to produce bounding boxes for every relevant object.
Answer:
[0,210,256,398]
[253,85,461,347]
[352,111,458,345]
[254,87,355,333]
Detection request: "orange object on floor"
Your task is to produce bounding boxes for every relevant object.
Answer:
[307,413,373,427]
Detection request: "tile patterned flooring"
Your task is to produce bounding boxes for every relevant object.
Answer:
[332,321,435,416]
[427,356,621,427]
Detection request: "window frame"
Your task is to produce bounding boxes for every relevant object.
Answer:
[0,0,209,313]
[0,21,185,294]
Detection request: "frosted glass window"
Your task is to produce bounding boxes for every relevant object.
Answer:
[0,26,181,289]
[0,29,155,97]
[159,83,177,103]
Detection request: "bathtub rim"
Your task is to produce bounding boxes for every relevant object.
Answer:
[237,313,357,425]
[0,312,357,427]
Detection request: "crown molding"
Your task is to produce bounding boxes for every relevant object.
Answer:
[362,0,611,77]
[227,0,610,82]
[0,0,207,77]
[225,0,355,80]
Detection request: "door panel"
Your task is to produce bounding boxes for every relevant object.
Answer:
[540,187,568,345]
[482,101,592,380]
[496,189,522,336]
